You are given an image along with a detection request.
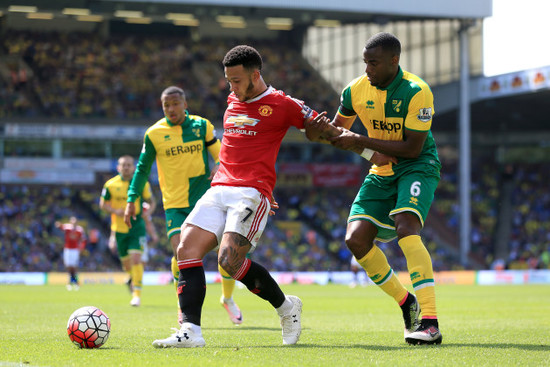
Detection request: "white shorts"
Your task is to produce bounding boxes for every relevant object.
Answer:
[185,186,271,249]
[63,248,80,267]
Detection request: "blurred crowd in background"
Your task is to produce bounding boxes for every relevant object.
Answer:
[1,31,549,274]
[1,31,337,126]
[2,158,549,274]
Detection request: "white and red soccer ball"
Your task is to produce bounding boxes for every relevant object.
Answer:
[67,306,110,348]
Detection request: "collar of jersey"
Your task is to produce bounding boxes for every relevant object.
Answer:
[377,67,403,92]
[245,86,274,103]
[165,110,190,127]
[118,174,130,182]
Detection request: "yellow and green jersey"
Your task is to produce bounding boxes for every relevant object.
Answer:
[102,175,152,233]
[127,112,220,209]
[339,67,441,176]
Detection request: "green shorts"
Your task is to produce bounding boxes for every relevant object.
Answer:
[115,218,146,259]
[165,207,193,240]
[348,166,440,242]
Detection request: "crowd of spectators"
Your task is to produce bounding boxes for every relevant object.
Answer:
[1,30,548,273]
[506,164,550,269]
[1,30,338,126]
[0,184,118,272]
[2,156,549,273]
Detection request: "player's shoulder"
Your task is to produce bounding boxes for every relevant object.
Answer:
[145,118,169,135]
[188,113,212,127]
[401,69,432,95]
[268,87,306,107]
[104,175,121,187]
[345,74,369,91]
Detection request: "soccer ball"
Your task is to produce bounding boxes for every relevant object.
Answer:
[67,306,111,348]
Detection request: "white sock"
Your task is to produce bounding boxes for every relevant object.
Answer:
[276,296,293,316]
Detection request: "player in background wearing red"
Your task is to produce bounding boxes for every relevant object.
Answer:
[151,45,343,348]
[55,216,86,291]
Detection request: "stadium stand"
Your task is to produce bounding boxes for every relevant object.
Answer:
[1,29,549,273]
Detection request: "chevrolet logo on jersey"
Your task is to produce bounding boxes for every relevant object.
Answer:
[227,115,260,127]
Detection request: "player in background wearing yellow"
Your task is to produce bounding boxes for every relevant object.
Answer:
[100,155,156,307]
[108,201,159,293]
[308,32,442,345]
[124,86,244,325]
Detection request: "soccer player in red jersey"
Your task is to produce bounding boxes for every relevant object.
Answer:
[55,216,86,290]
[152,45,333,348]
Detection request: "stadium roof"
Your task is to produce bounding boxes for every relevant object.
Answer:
[0,0,492,29]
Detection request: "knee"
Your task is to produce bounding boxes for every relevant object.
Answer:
[217,250,240,278]
[394,219,420,239]
[345,233,373,257]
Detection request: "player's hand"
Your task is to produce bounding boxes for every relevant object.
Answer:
[370,152,398,166]
[124,202,136,228]
[307,112,341,139]
[327,129,360,151]
[269,199,279,216]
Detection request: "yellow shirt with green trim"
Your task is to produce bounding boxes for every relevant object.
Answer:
[127,113,219,209]
[101,175,152,233]
[339,67,441,176]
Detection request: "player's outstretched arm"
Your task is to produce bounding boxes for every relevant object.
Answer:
[304,111,342,142]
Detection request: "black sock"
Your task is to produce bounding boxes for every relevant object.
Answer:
[240,260,286,308]
[400,292,415,310]
[421,318,439,328]
[177,266,206,326]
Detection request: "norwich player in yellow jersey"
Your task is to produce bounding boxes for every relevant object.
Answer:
[309,32,442,345]
[100,155,156,307]
[124,86,243,325]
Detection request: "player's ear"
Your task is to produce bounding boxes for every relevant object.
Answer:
[391,54,400,66]
[252,69,261,82]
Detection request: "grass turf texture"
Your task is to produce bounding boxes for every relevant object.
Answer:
[1,283,549,366]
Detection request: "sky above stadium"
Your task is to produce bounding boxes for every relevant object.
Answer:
[483,0,550,76]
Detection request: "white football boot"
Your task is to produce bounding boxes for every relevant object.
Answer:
[152,323,206,348]
[280,295,302,345]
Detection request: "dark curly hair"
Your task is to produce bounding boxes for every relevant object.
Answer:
[365,32,401,56]
[222,45,263,71]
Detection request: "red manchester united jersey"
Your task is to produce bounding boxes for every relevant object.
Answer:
[213,86,316,198]
[61,224,85,249]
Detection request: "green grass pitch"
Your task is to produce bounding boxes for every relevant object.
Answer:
[1,283,549,366]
